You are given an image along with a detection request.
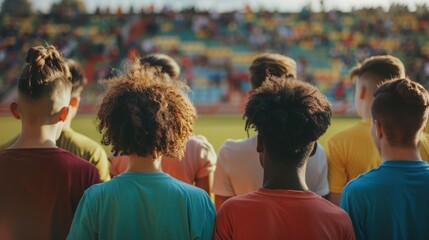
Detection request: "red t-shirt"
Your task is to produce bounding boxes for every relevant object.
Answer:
[0,148,100,240]
[215,189,355,240]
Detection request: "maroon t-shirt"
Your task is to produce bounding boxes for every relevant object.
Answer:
[0,148,100,240]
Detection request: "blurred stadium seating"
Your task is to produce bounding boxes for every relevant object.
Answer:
[1,3,429,114]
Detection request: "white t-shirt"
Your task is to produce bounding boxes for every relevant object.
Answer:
[213,135,329,197]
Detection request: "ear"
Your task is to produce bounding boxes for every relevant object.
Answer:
[256,134,264,153]
[70,96,79,107]
[374,119,383,138]
[9,101,20,119]
[359,86,366,100]
[309,142,317,157]
[59,106,69,122]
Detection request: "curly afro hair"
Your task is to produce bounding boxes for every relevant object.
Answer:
[97,59,196,159]
[245,76,332,165]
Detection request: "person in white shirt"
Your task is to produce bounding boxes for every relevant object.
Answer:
[213,53,329,210]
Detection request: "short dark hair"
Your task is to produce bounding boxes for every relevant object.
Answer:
[244,76,332,165]
[372,78,429,147]
[140,54,181,80]
[97,59,196,158]
[66,59,87,95]
[358,55,405,82]
[249,53,296,89]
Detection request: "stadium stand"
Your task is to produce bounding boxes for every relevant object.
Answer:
[1,4,429,114]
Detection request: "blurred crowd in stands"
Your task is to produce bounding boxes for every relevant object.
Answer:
[1,2,429,114]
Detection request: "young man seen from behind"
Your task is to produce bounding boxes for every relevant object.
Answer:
[214,53,330,210]
[341,78,429,240]
[109,54,216,194]
[326,55,429,205]
[215,76,354,240]
[67,60,215,239]
[0,45,99,240]
[0,59,110,182]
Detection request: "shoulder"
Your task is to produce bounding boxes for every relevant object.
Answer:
[61,149,95,165]
[305,196,352,223]
[326,122,367,143]
[174,178,209,195]
[188,135,210,146]
[55,148,86,162]
[51,148,98,172]
[343,168,380,194]
[217,136,257,169]
[59,128,107,161]
[219,191,258,211]
[79,181,109,204]
[308,143,327,163]
[170,178,215,208]
[218,136,256,156]
[187,135,215,154]
[60,128,104,151]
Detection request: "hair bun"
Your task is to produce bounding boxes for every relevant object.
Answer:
[26,46,50,69]
[396,79,429,106]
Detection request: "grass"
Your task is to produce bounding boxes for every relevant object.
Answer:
[0,114,359,152]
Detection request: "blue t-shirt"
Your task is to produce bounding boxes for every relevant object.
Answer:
[341,160,429,240]
[67,172,215,240]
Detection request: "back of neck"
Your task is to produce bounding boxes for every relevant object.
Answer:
[263,161,309,191]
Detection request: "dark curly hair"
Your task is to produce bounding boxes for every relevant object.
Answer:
[97,59,196,159]
[18,45,71,99]
[244,76,332,165]
[372,78,429,147]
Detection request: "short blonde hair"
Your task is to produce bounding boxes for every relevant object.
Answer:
[249,53,297,89]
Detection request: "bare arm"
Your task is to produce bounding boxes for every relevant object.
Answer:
[215,195,232,212]
[195,172,214,199]
[327,192,342,206]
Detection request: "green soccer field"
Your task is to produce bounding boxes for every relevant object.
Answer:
[0,114,359,153]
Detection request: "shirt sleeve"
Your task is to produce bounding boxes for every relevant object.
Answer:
[67,189,98,240]
[213,143,235,197]
[308,143,329,196]
[214,204,233,240]
[199,195,216,240]
[326,138,348,193]
[89,147,111,182]
[195,136,217,179]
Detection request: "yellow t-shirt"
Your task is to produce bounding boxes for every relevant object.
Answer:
[326,119,380,193]
[326,118,429,194]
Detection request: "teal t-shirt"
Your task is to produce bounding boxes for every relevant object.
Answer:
[341,160,429,240]
[67,172,215,240]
